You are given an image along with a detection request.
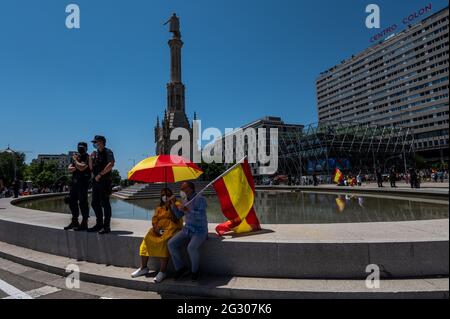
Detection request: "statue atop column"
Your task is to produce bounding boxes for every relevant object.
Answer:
[156,12,191,157]
[164,13,181,39]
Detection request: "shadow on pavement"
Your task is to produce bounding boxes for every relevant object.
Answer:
[213,228,275,240]
[109,230,134,236]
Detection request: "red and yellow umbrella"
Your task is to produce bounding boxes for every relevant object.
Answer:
[128,155,203,183]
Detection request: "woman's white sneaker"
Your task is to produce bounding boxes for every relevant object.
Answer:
[131,267,149,278]
[153,272,167,283]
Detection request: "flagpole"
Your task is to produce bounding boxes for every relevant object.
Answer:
[184,156,247,206]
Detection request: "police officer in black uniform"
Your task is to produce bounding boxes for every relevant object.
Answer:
[389,168,397,188]
[64,142,91,231]
[88,135,115,234]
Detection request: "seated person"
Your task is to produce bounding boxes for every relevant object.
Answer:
[168,182,208,282]
[131,188,183,283]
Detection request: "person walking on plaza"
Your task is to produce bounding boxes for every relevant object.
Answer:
[88,135,115,234]
[64,142,91,231]
[415,169,421,188]
[389,168,397,188]
[409,168,417,189]
[356,172,362,186]
[131,188,183,283]
[439,170,445,183]
[376,168,383,188]
[312,173,318,186]
[168,181,208,282]
[12,179,20,198]
[433,171,439,183]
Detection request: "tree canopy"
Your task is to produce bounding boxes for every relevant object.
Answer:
[24,161,67,189]
[0,151,26,186]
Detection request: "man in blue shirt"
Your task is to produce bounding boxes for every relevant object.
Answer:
[168,181,208,281]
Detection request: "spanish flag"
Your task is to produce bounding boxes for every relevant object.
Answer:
[213,158,261,236]
[333,168,344,184]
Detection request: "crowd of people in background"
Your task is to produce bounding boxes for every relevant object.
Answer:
[257,168,449,188]
[0,180,69,199]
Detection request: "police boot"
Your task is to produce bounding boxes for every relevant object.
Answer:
[74,218,88,231]
[64,219,80,230]
[98,226,111,235]
[87,222,103,233]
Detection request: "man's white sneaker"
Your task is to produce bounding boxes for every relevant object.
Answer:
[153,272,167,283]
[131,267,149,278]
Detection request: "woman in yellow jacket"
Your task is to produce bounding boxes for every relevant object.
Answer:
[131,188,183,283]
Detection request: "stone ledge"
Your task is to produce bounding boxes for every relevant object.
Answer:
[0,196,448,279]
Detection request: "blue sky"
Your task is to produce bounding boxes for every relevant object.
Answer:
[0,0,448,177]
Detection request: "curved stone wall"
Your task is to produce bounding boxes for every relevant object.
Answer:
[0,192,448,279]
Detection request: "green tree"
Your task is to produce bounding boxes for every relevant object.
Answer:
[120,179,134,187]
[431,161,449,170]
[198,161,227,181]
[111,169,122,187]
[35,170,57,189]
[24,161,68,189]
[0,151,26,186]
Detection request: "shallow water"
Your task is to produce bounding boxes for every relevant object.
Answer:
[16,191,448,224]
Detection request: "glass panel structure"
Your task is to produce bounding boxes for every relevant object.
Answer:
[276,121,415,180]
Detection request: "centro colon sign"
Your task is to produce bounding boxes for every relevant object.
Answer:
[369,3,433,43]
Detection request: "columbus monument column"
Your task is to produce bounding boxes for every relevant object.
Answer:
[155,13,192,156]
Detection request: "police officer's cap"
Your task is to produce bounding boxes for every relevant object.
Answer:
[78,142,88,149]
[91,135,106,144]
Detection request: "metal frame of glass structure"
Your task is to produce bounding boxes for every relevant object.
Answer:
[277,121,415,178]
